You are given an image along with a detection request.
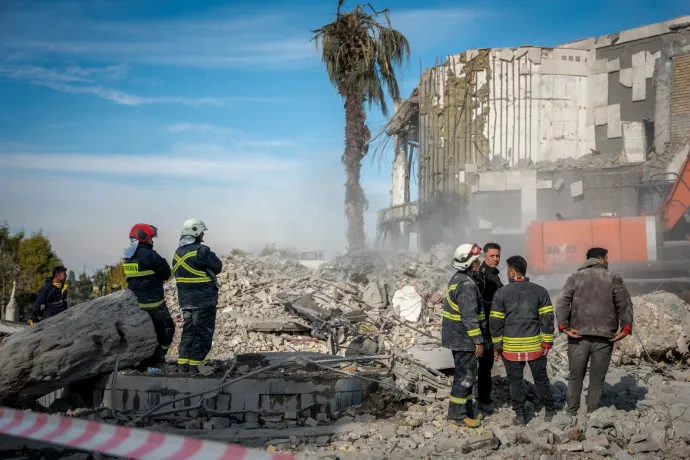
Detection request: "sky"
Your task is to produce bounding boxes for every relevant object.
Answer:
[0,0,687,273]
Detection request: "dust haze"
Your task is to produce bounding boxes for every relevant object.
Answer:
[0,153,391,272]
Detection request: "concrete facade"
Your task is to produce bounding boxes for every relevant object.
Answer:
[382,17,690,250]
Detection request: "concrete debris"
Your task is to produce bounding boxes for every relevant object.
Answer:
[391,286,423,322]
[614,291,690,363]
[7,250,690,460]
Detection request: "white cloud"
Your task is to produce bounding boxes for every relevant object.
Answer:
[2,152,299,180]
[0,150,392,271]
[167,123,239,135]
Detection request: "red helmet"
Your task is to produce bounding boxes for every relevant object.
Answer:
[129,224,158,243]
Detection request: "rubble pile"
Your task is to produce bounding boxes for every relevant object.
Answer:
[163,249,455,360]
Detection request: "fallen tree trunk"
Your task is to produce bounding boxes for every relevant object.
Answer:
[0,289,157,406]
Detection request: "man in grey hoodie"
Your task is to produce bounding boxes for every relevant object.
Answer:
[556,247,633,415]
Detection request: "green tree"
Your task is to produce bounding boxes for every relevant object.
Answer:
[0,223,24,307]
[17,232,63,293]
[106,261,127,293]
[92,266,111,297]
[312,1,409,249]
[231,248,249,257]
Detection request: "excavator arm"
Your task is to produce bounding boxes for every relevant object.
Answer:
[656,153,690,231]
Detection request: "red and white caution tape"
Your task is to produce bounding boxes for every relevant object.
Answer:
[0,406,300,460]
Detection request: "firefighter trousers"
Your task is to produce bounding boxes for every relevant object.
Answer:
[448,350,478,421]
[141,303,175,366]
[503,356,554,415]
[178,306,217,368]
[477,347,494,405]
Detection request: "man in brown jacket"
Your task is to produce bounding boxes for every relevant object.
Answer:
[556,247,633,415]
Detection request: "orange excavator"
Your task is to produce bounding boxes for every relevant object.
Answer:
[526,153,690,295]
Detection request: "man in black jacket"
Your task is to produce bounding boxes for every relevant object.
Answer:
[174,218,223,374]
[124,223,175,371]
[472,242,503,414]
[31,266,68,322]
[442,243,486,428]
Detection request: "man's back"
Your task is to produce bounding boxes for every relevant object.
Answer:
[556,258,633,339]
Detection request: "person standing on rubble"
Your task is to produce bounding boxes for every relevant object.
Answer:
[442,243,486,428]
[556,247,633,415]
[123,224,176,372]
[490,255,556,426]
[472,242,504,415]
[30,265,69,323]
[174,218,223,374]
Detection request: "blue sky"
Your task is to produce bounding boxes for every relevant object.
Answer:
[0,0,687,272]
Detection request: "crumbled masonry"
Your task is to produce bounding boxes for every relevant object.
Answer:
[3,248,690,460]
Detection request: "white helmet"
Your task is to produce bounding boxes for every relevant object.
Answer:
[181,218,208,238]
[451,243,483,271]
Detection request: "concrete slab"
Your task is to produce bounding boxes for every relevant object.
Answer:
[607,58,621,72]
[570,180,584,198]
[622,121,646,163]
[405,344,454,370]
[607,104,622,139]
[632,66,646,101]
[619,68,633,88]
[590,74,609,108]
[632,51,647,68]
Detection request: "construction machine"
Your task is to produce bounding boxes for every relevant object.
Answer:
[526,153,690,295]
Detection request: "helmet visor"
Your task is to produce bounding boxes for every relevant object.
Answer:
[455,243,483,264]
[149,225,158,238]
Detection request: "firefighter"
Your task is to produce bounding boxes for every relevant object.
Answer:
[174,218,223,374]
[443,243,485,428]
[30,265,69,323]
[123,223,176,371]
[490,255,556,426]
[473,242,503,414]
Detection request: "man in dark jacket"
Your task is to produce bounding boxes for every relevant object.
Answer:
[556,247,633,415]
[174,218,223,374]
[442,243,486,428]
[472,242,503,414]
[490,255,555,425]
[31,266,68,322]
[124,223,175,371]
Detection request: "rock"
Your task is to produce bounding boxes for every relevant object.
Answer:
[391,286,423,322]
[615,451,635,460]
[208,417,231,429]
[615,292,690,362]
[629,442,660,454]
[355,414,376,423]
[557,442,584,452]
[184,419,201,430]
[304,417,319,427]
[548,427,567,444]
[396,425,411,437]
[315,436,330,446]
[460,434,500,453]
[491,426,513,447]
[410,434,424,445]
[0,290,157,405]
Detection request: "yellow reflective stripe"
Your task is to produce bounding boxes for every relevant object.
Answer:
[176,277,212,284]
[538,305,554,315]
[177,358,189,364]
[503,335,541,343]
[492,335,504,343]
[477,313,486,321]
[125,271,155,278]
[541,333,554,342]
[160,345,170,350]
[449,396,468,404]
[443,311,462,321]
[173,251,197,271]
[139,299,165,309]
[504,343,543,352]
[489,311,505,319]
[467,328,481,337]
[448,283,458,291]
[174,251,207,277]
[189,359,208,366]
[445,291,459,312]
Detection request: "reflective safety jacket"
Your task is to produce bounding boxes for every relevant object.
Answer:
[441,270,486,352]
[489,277,554,362]
[173,242,223,309]
[32,278,68,320]
[123,243,171,309]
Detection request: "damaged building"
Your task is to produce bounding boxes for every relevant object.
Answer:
[378,16,690,253]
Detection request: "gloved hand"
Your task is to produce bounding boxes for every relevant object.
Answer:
[29,312,41,324]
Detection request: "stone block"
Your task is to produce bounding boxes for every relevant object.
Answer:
[594,106,608,126]
[460,433,500,453]
[632,66,646,101]
[607,104,622,138]
[607,58,620,72]
[553,177,564,191]
[465,163,478,173]
[619,68,632,87]
[570,180,584,198]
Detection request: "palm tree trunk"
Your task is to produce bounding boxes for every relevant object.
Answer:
[343,94,370,250]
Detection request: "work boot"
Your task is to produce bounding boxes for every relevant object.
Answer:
[544,408,557,423]
[462,417,482,428]
[477,402,495,415]
[177,363,189,373]
[514,413,527,426]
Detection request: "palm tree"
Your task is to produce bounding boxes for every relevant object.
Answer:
[312,1,410,250]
